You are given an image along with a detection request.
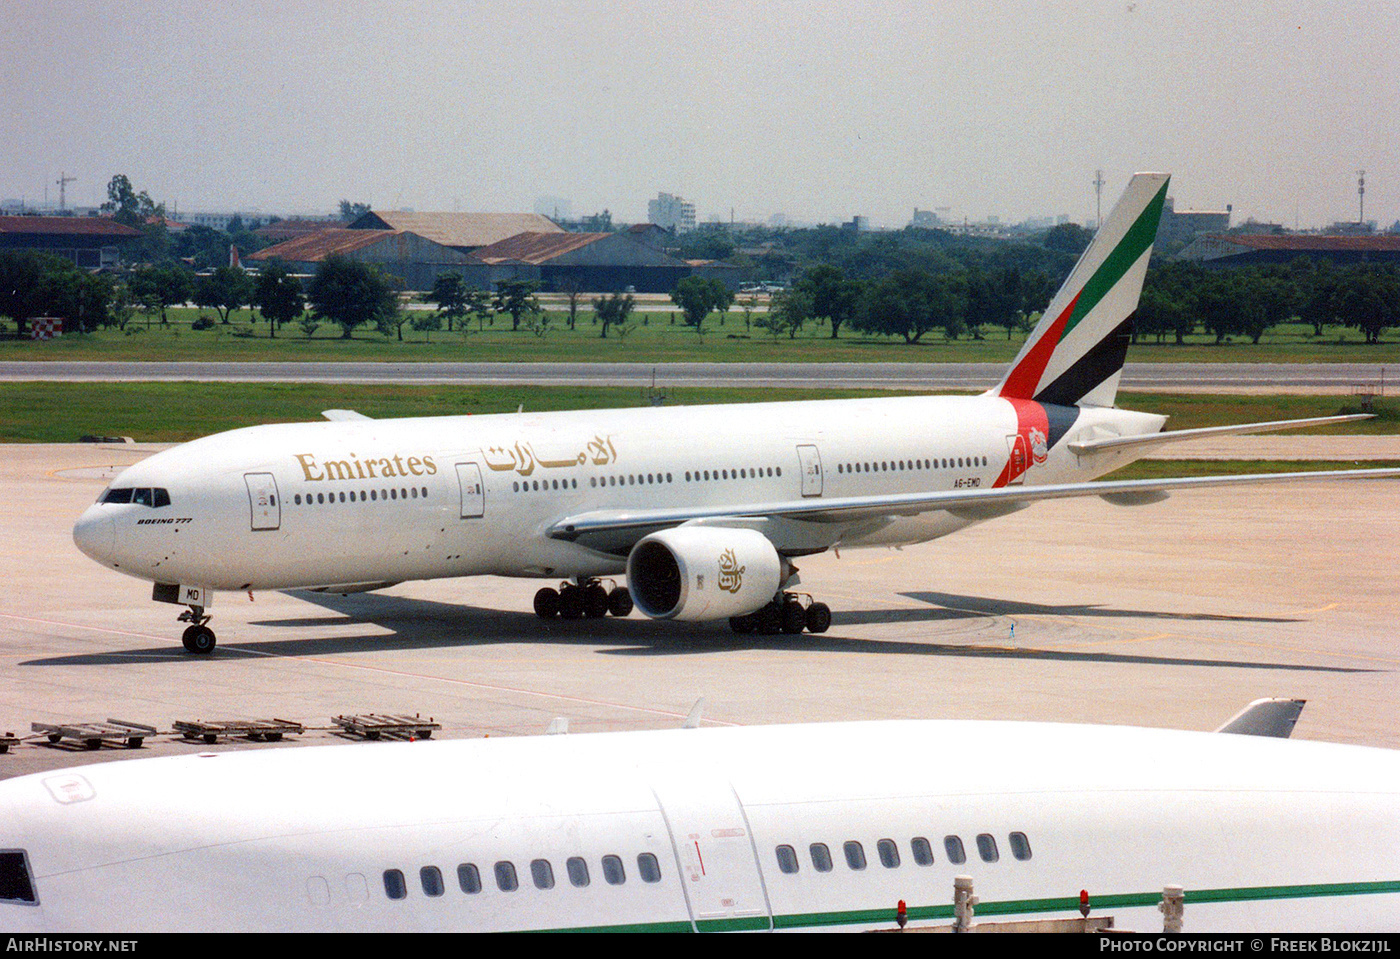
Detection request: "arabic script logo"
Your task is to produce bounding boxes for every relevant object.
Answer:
[717,548,745,594]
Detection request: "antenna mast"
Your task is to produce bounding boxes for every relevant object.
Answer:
[1093,169,1105,229]
[55,171,77,212]
[1358,169,1366,225]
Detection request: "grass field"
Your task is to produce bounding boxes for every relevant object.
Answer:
[1,382,1394,444]
[3,309,1398,364]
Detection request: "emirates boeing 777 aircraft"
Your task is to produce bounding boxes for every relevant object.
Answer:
[72,174,1400,652]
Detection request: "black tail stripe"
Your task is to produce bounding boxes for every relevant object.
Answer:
[1033,315,1135,408]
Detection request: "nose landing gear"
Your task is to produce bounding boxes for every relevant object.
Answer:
[534,579,633,621]
[177,606,216,654]
[729,593,831,636]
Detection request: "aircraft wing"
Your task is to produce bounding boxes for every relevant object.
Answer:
[548,466,1400,555]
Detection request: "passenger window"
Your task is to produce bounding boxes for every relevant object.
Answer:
[911,837,934,866]
[566,857,590,887]
[976,834,999,863]
[383,869,407,900]
[809,843,833,873]
[531,859,555,890]
[877,839,901,869]
[420,865,444,897]
[775,845,799,874]
[944,835,966,865]
[637,853,662,883]
[1009,832,1032,861]
[495,861,518,892]
[457,863,481,894]
[843,841,866,870]
[602,855,626,885]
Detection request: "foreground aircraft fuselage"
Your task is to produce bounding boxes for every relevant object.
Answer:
[2,718,1398,932]
[69,173,1400,651]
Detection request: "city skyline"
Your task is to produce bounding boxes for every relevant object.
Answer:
[4,1,1395,231]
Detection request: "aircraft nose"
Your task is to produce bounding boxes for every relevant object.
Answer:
[73,506,115,563]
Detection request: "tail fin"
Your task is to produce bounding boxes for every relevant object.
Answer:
[993,172,1170,407]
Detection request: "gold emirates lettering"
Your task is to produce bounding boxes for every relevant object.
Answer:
[295,452,439,482]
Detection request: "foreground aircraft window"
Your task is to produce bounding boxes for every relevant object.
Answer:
[566,857,590,887]
[638,853,662,883]
[495,861,519,892]
[976,833,999,863]
[944,835,966,865]
[0,850,37,903]
[383,869,407,900]
[421,865,444,897]
[531,859,555,890]
[843,841,866,870]
[338,492,345,503]
[877,839,901,869]
[153,488,171,507]
[457,863,482,894]
[775,845,799,874]
[132,488,154,507]
[808,843,833,872]
[1009,832,1032,861]
[601,855,626,885]
[101,487,133,504]
[911,837,934,866]
[294,494,302,505]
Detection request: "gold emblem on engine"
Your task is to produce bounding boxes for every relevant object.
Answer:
[717,548,745,594]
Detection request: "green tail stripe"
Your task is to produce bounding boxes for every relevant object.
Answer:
[1061,180,1170,340]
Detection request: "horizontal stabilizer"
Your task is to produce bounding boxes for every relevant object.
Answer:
[1068,415,1373,456]
[1214,698,1306,738]
[322,409,373,422]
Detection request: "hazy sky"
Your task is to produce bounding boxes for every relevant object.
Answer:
[4,0,1396,229]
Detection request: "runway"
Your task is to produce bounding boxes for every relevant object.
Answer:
[2,442,1397,780]
[0,360,1391,392]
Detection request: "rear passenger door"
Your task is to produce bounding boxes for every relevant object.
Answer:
[651,773,772,932]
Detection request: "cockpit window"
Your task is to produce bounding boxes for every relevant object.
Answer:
[0,850,37,904]
[101,488,170,508]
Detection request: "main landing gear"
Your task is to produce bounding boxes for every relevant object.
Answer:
[534,579,633,621]
[730,592,831,636]
[178,606,216,654]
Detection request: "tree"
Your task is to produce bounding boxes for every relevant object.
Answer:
[794,264,863,339]
[0,251,57,336]
[591,292,635,339]
[493,279,541,332]
[670,276,733,334]
[853,269,967,344]
[558,276,584,330]
[964,266,1024,340]
[253,261,304,338]
[411,312,442,342]
[423,272,470,332]
[1337,268,1400,344]
[307,255,400,339]
[1043,222,1093,255]
[338,201,371,223]
[129,264,193,328]
[758,288,813,339]
[101,174,163,229]
[194,266,253,324]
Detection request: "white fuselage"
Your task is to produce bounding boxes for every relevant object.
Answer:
[1,720,1396,933]
[72,394,1164,593]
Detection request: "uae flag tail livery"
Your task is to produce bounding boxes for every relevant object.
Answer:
[993,172,1170,409]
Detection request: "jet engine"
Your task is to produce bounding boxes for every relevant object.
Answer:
[626,526,784,621]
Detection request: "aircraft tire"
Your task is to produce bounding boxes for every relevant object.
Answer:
[583,583,611,618]
[558,585,584,620]
[182,624,216,655]
[533,587,560,619]
[781,599,807,634]
[805,602,832,634]
[755,603,783,635]
[607,587,633,617]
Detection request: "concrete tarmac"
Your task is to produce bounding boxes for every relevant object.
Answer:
[2,442,1398,781]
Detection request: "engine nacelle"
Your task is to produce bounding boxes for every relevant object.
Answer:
[626,526,783,621]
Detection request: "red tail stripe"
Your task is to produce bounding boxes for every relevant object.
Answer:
[998,291,1080,400]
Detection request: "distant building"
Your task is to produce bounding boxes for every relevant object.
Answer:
[0,215,140,269]
[842,216,872,233]
[253,219,342,244]
[470,231,700,293]
[534,196,573,220]
[1177,233,1400,268]
[648,193,696,234]
[182,211,263,231]
[347,211,563,254]
[248,228,485,291]
[1157,196,1231,246]
[910,208,941,228]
